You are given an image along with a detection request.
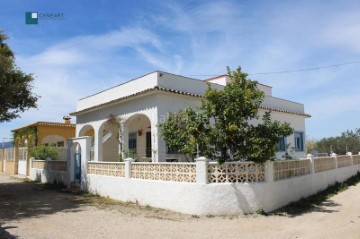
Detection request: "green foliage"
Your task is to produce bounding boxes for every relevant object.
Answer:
[29,145,60,160]
[12,126,37,145]
[316,128,360,154]
[159,108,211,161]
[159,66,293,164]
[123,150,136,159]
[0,30,39,122]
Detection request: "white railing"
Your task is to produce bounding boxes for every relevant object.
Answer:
[314,156,336,173]
[131,163,196,183]
[273,159,311,180]
[353,155,360,165]
[88,162,125,177]
[208,162,265,183]
[337,155,352,168]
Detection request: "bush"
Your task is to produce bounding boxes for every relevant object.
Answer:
[29,145,60,160]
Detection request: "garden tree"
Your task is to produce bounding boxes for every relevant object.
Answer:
[159,108,212,161]
[316,128,360,154]
[0,30,38,122]
[159,67,293,164]
[306,138,317,153]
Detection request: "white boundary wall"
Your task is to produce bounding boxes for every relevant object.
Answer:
[29,154,360,215]
[29,159,69,185]
[86,164,360,215]
[84,155,360,215]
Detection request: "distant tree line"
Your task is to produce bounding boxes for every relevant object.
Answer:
[307,128,360,155]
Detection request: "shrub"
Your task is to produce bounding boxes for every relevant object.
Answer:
[29,145,60,160]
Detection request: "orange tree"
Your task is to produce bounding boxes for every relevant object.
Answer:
[159,67,292,164]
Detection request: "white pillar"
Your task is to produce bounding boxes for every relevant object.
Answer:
[265,161,274,183]
[347,152,353,166]
[331,153,338,169]
[80,137,91,191]
[124,158,134,179]
[307,154,315,174]
[94,127,103,162]
[195,157,208,184]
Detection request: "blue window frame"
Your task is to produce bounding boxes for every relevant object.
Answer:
[294,132,304,151]
[278,136,286,152]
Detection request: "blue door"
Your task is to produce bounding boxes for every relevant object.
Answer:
[74,152,81,183]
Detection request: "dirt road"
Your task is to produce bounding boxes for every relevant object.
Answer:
[1,172,359,239]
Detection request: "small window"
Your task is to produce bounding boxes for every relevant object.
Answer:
[57,141,64,147]
[294,132,304,151]
[278,136,286,152]
[167,146,180,154]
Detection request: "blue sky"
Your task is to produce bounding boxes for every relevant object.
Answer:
[0,0,360,141]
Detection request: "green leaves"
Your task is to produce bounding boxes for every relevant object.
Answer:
[29,145,60,160]
[0,30,39,122]
[160,66,293,164]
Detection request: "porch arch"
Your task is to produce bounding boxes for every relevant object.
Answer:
[78,124,95,161]
[97,119,120,162]
[124,113,152,161]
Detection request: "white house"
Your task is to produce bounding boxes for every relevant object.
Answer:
[70,71,310,162]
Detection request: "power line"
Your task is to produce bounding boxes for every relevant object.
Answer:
[184,59,360,77]
[249,60,360,75]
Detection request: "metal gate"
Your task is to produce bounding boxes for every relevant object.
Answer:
[74,152,81,183]
[18,147,27,175]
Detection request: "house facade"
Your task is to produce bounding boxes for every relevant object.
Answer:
[1,117,76,176]
[11,117,75,147]
[70,71,310,162]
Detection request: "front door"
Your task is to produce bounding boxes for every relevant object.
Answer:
[146,132,151,158]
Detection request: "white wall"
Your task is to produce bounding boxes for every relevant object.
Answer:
[29,168,69,185]
[86,164,360,215]
[77,72,159,112]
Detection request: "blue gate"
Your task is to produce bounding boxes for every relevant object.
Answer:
[74,152,81,183]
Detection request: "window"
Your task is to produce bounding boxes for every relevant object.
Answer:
[128,132,137,151]
[167,146,180,154]
[278,136,286,152]
[57,141,64,147]
[294,132,304,151]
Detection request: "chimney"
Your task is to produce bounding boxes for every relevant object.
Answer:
[63,116,71,124]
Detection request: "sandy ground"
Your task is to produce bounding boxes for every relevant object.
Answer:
[0,172,359,239]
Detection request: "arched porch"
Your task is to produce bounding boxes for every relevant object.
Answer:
[123,114,153,162]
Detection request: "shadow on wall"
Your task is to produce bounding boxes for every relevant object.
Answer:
[231,184,255,214]
[0,180,84,223]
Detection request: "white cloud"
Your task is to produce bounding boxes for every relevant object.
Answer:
[2,1,360,140]
[315,10,360,53]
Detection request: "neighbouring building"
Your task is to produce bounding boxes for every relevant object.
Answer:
[1,117,75,175]
[11,116,76,147]
[70,71,310,162]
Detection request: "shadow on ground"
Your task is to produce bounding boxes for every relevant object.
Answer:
[0,225,17,239]
[0,178,85,223]
[269,172,360,217]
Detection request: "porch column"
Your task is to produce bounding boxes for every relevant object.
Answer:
[94,126,103,162]
[152,124,165,162]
